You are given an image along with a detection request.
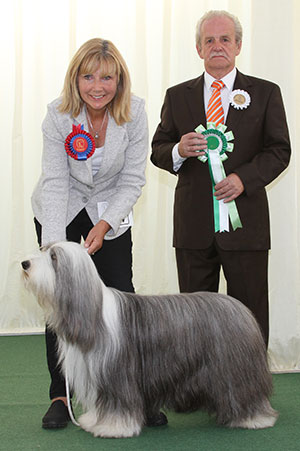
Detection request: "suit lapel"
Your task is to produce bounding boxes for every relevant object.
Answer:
[225,70,253,131]
[94,113,126,179]
[186,75,207,128]
[185,72,253,131]
[67,107,127,184]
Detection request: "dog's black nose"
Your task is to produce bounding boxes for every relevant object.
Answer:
[21,260,31,270]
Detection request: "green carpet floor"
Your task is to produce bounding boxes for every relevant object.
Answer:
[0,335,299,451]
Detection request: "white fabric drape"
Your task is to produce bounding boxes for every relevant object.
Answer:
[1,0,299,370]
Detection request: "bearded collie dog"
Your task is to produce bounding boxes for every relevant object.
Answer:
[21,241,277,438]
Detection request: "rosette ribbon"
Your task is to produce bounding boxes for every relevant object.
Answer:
[195,122,242,232]
[65,124,95,161]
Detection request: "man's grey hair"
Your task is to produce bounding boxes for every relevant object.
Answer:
[196,10,243,49]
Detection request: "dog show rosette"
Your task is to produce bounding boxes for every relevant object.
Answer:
[229,89,251,110]
[195,122,242,233]
[65,124,95,160]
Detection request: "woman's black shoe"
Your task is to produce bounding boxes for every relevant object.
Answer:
[42,400,71,429]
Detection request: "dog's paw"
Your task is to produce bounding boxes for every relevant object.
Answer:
[89,414,142,438]
[229,411,278,429]
[78,411,98,433]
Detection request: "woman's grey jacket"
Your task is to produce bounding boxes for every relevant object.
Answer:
[31,95,148,245]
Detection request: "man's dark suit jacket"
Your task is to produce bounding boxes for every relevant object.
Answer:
[151,70,291,251]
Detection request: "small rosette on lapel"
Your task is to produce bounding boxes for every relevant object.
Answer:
[65,124,95,161]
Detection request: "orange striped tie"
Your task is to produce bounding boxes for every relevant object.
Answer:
[206,80,225,125]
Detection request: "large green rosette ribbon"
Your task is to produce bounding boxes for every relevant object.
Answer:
[195,122,242,232]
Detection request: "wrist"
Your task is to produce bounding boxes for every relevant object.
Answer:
[97,220,111,234]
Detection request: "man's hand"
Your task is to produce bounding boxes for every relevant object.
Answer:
[84,220,111,255]
[178,132,207,158]
[214,173,244,203]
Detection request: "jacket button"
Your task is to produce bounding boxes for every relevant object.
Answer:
[82,197,88,203]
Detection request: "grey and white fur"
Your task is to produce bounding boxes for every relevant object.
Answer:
[21,241,278,438]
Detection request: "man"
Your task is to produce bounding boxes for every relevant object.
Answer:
[151,10,291,345]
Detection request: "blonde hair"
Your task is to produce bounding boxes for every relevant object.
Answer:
[196,10,243,50]
[59,38,131,125]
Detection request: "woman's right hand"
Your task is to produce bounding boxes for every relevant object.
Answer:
[84,220,111,255]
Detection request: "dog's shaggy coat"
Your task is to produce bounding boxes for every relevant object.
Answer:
[22,241,277,438]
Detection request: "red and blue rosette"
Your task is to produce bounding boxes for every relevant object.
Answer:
[64,124,95,160]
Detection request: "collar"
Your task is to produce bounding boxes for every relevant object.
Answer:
[204,67,237,91]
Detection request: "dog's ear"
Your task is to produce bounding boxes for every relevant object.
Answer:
[51,243,103,351]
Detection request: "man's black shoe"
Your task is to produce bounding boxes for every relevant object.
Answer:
[42,400,71,429]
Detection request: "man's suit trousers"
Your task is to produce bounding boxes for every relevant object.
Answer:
[175,241,269,346]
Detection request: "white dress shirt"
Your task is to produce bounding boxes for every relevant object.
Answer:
[172,67,237,171]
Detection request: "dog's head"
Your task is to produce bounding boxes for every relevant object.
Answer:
[21,242,103,347]
[21,244,57,310]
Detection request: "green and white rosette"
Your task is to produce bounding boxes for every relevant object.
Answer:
[195,122,242,233]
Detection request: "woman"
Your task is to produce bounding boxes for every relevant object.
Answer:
[32,38,166,429]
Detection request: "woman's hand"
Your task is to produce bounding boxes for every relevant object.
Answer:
[84,220,111,255]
